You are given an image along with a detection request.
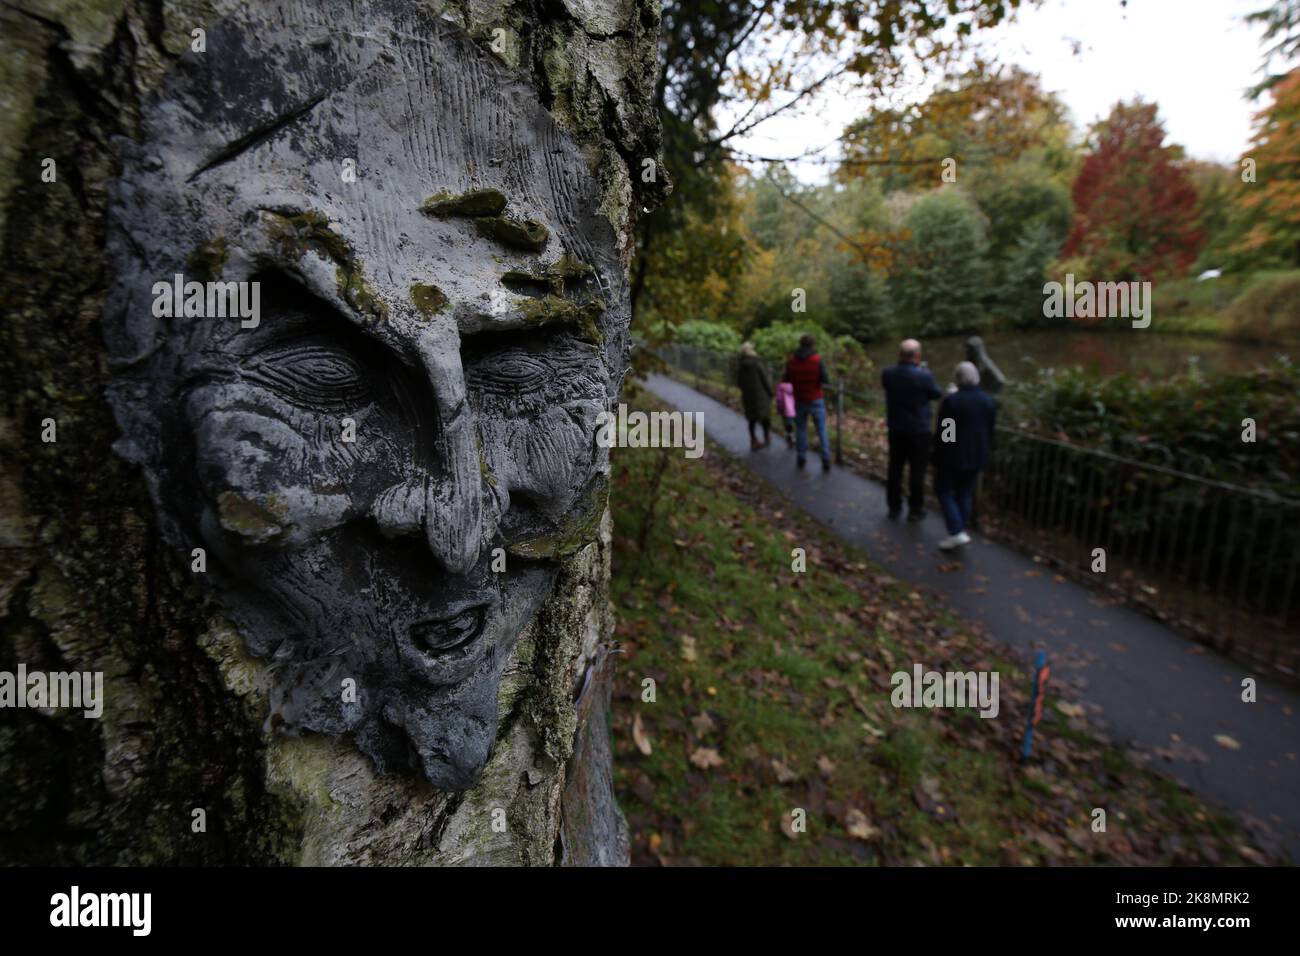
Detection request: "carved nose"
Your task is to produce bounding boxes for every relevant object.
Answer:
[411,331,483,575]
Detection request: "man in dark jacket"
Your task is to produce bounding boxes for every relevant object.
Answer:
[881,338,941,519]
[932,361,997,550]
[736,342,773,449]
[782,334,832,472]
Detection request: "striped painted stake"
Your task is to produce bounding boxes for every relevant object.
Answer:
[1021,650,1051,759]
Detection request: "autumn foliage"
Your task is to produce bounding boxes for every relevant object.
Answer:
[1062,100,1204,280]
[1232,67,1300,266]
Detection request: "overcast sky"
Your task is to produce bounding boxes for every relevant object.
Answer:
[723,0,1277,182]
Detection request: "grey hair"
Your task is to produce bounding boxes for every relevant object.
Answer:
[955,361,980,387]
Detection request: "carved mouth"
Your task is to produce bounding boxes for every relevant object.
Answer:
[409,605,486,658]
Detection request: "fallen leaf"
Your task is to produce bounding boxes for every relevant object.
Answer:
[913,776,955,820]
[632,712,652,756]
[771,758,799,783]
[1214,734,1241,751]
[689,746,724,769]
[680,635,697,662]
[690,712,716,734]
[919,776,944,801]
[845,808,880,841]
[1238,845,1267,864]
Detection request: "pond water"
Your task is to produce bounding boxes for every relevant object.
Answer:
[860,330,1294,385]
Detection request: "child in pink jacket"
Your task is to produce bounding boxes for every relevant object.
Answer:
[775,381,796,448]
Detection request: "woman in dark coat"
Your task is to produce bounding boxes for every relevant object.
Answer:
[736,341,774,449]
[932,361,997,550]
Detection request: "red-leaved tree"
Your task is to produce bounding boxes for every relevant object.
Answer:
[1063,99,1205,279]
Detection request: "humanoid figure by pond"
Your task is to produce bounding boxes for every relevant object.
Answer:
[104,1,630,790]
[965,336,1008,397]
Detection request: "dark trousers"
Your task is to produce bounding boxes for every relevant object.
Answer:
[935,467,979,535]
[887,431,930,515]
[747,416,770,443]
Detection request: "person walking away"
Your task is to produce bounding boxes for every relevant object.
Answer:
[782,334,832,472]
[736,342,774,450]
[881,338,942,519]
[932,361,997,550]
[775,381,796,448]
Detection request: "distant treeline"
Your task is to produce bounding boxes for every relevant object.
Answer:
[638,63,1300,346]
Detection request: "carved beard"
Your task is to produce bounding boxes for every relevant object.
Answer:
[103,1,630,790]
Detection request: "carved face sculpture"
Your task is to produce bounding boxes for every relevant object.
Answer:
[104,2,630,790]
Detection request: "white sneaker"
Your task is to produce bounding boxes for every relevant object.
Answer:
[938,532,971,551]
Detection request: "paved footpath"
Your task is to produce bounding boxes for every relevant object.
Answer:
[643,373,1300,862]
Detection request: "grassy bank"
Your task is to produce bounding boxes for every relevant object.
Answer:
[608,389,1277,866]
[1151,269,1300,341]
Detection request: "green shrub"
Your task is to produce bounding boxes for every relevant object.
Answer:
[1224,272,1300,341]
[751,321,818,366]
[673,319,742,352]
[827,254,891,343]
[749,322,875,394]
[892,188,990,336]
[1001,221,1064,328]
[1013,360,1300,495]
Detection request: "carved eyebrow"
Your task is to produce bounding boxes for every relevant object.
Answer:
[451,294,606,348]
[236,266,423,373]
[452,257,607,344]
[247,209,431,363]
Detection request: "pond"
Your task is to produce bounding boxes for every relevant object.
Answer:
[860,330,1294,386]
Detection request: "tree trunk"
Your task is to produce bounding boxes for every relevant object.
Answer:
[0,0,661,866]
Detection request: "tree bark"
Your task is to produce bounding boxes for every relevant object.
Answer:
[0,0,661,866]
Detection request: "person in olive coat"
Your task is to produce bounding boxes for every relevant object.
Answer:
[736,341,774,449]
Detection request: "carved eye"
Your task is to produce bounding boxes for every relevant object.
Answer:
[410,606,484,657]
[246,344,371,411]
[470,352,551,395]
